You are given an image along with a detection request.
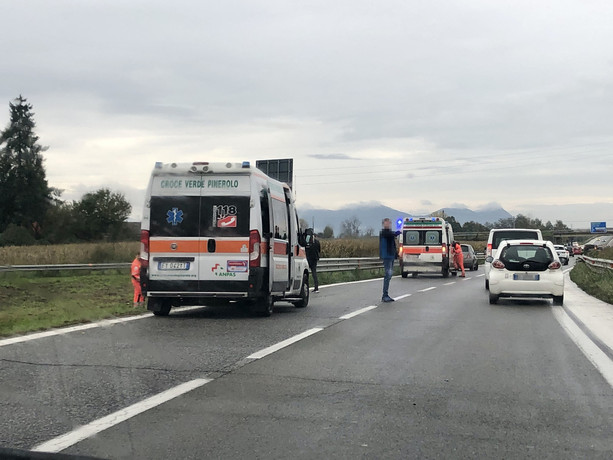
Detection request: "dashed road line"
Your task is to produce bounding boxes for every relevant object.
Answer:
[339,305,378,320]
[418,287,437,292]
[32,378,212,453]
[393,294,411,301]
[443,282,456,286]
[246,328,323,360]
[476,274,485,277]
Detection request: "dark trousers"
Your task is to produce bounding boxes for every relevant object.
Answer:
[307,258,319,291]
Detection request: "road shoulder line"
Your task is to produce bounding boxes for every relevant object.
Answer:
[32,378,212,453]
[339,305,378,319]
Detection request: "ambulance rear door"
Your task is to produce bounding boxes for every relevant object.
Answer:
[148,175,201,294]
[198,175,251,295]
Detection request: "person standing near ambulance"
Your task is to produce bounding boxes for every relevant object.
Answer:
[452,241,466,277]
[305,228,321,292]
[379,218,400,302]
[131,254,144,307]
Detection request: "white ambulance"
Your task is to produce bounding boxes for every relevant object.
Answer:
[399,216,456,278]
[139,161,310,317]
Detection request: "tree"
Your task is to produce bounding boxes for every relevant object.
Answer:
[74,188,132,240]
[322,225,334,239]
[340,216,361,238]
[0,95,50,235]
[363,227,375,238]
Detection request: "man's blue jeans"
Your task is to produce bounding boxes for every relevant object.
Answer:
[382,258,394,298]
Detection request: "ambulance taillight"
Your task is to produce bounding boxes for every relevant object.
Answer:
[140,230,150,267]
[249,230,261,268]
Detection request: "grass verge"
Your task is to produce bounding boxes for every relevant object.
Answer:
[1,265,401,338]
[0,271,145,337]
[570,261,613,305]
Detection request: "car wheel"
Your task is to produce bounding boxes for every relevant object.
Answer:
[564,259,569,266]
[485,279,489,290]
[402,272,409,278]
[473,262,478,271]
[489,293,499,304]
[411,273,418,278]
[442,267,449,278]
[293,273,309,308]
[251,294,274,317]
[149,298,172,317]
[553,295,564,306]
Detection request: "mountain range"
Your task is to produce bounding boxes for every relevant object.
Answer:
[298,202,512,235]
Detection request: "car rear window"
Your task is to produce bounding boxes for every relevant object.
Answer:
[492,230,540,249]
[499,245,554,272]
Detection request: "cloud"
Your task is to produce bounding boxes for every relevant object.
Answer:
[421,200,433,206]
[307,153,360,160]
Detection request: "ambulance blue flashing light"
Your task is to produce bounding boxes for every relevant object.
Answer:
[242,161,250,168]
[154,162,163,169]
[396,218,403,229]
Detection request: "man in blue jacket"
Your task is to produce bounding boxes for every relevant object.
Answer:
[379,218,400,302]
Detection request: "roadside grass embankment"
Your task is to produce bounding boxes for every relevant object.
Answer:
[570,248,613,305]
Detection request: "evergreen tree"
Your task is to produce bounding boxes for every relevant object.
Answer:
[0,95,50,234]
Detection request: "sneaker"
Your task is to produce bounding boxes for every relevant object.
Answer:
[382,296,395,302]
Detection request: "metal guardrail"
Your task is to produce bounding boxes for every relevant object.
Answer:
[579,255,613,272]
[0,263,130,273]
[317,257,383,272]
[0,253,487,274]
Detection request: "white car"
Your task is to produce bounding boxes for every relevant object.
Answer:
[487,240,564,305]
[484,228,543,290]
[553,244,570,266]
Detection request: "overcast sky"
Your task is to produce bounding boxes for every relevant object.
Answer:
[1,0,612,228]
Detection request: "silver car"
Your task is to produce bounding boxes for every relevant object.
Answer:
[461,244,479,271]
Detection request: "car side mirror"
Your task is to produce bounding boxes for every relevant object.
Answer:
[485,256,493,263]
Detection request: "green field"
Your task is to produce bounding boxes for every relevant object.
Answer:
[0,271,142,337]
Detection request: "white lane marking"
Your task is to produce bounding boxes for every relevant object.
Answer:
[318,276,400,290]
[461,277,471,281]
[393,294,411,301]
[32,378,212,453]
[443,282,456,286]
[476,274,485,278]
[339,305,378,320]
[552,306,613,388]
[418,287,436,292]
[0,305,210,348]
[246,328,323,360]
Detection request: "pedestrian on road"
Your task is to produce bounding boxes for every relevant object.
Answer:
[379,218,400,302]
[452,241,466,277]
[305,228,321,292]
[131,254,144,307]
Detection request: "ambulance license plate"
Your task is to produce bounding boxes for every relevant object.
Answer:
[158,262,190,270]
[513,273,539,281]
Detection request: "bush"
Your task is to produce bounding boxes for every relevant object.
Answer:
[0,224,36,246]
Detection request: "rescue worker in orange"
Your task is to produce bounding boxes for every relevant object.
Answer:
[451,241,466,277]
[131,254,144,307]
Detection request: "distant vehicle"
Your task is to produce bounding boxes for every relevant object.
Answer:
[553,245,569,265]
[487,240,564,306]
[484,228,543,290]
[582,235,613,253]
[572,246,583,256]
[398,216,455,278]
[566,243,574,257]
[461,244,479,271]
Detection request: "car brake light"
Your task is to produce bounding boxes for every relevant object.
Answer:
[140,230,150,267]
[486,243,492,257]
[492,260,505,269]
[399,246,404,255]
[441,244,446,254]
[249,230,261,268]
[548,261,561,270]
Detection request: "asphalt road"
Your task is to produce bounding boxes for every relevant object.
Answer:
[2,259,612,459]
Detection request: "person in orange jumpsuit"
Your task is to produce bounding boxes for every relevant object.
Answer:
[452,241,466,277]
[131,254,144,307]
